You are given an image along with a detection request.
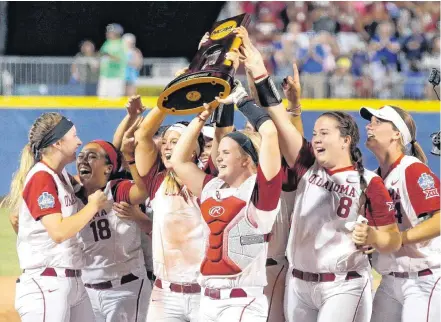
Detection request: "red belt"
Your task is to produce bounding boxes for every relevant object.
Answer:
[204,287,249,300]
[292,268,361,282]
[23,267,81,278]
[389,269,433,278]
[154,279,201,294]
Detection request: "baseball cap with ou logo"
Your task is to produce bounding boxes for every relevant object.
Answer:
[359,105,412,146]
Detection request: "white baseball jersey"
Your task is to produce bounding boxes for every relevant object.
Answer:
[198,166,282,289]
[77,179,145,284]
[284,139,396,273]
[17,161,84,269]
[372,155,441,274]
[267,191,296,260]
[142,156,206,284]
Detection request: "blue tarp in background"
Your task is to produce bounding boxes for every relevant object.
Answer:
[0,109,439,196]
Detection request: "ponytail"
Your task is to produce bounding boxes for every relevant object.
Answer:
[410,141,428,165]
[0,144,36,211]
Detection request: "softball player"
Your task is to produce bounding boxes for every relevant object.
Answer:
[360,105,440,322]
[75,121,151,322]
[238,40,403,321]
[170,74,283,321]
[3,112,108,321]
[133,104,206,322]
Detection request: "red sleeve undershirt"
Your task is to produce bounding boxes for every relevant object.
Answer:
[253,166,283,211]
[110,179,134,203]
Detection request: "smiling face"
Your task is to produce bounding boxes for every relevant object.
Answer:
[76,143,112,188]
[200,139,213,166]
[58,126,82,164]
[161,130,181,169]
[365,116,400,153]
[312,116,351,169]
[216,137,251,184]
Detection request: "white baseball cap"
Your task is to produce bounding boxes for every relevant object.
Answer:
[202,126,214,140]
[359,105,412,146]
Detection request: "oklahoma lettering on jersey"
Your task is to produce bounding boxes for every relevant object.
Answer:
[142,155,205,284]
[198,166,282,289]
[77,179,145,284]
[372,155,441,274]
[18,162,84,269]
[284,139,396,273]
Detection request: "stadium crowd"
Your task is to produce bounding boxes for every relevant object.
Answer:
[223,1,440,100]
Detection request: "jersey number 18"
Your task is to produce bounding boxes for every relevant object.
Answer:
[90,219,111,242]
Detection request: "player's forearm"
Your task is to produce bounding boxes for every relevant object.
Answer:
[127,161,148,205]
[113,115,138,150]
[170,116,204,166]
[372,230,402,253]
[46,204,98,243]
[134,215,152,234]
[402,212,440,246]
[246,69,261,105]
[137,107,167,140]
[9,212,18,235]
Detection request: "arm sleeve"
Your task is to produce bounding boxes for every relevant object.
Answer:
[22,171,62,221]
[365,176,396,227]
[253,166,283,211]
[282,137,315,192]
[110,179,134,203]
[405,163,440,216]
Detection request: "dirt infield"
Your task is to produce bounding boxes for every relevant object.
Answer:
[0,276,19,322]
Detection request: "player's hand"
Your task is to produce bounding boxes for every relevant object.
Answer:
[215,79,248,105]
[234,28,267,77]
[88,190,109,212]
[198,32,210,50]
[121,116,143,160]
[126,95,146,118]
[225,49,240,72]
[233,26,252,50]
[282,63,301,106]
[175,67,189,77]
[352,223,377,246]
[113,202,146,221]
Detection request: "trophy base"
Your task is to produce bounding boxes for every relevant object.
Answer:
[157,72,232,115]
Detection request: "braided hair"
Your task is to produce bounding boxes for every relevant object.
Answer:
[321,112,371,215]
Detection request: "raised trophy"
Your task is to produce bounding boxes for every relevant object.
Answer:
[157,13,250,115]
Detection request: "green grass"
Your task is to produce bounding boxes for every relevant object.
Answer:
[0,209,20,276]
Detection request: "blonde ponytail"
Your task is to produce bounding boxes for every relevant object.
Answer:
[1,144,35,211]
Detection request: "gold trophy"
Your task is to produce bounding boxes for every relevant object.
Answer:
[157,14,250,115]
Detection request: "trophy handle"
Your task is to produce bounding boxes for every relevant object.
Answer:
[223,36,243,67]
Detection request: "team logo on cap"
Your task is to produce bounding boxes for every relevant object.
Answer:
[208,205,225,217]
[38,192,55,210]
[417,173,439,199]
[210,20,237,40]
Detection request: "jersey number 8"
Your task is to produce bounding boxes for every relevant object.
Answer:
[337,197,353,218]
[90,219,111,242]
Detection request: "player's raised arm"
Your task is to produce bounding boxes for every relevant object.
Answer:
[133,102,167,179]
[169,104,215,198]
[234,26,303,167]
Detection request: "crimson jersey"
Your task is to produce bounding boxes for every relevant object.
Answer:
[284,139,396,273]
[372,155,441,274]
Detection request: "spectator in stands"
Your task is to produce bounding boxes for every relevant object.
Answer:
[71,40,100,96]
[98,23,127,99]
[401,19,429,64]
[423,36,440,99]
[123,33,143,96]
[329,56,353,98]
[403,59,425,99]
[298,34,326,98]
[350,42,370,77]
[354,65,374,98]
[370,21,400,70]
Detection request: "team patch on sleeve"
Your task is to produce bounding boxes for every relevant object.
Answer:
[37,192,56,210]
[417,173,439,199]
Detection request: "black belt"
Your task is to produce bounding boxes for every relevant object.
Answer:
[84,273,139,290]
[266,258,278,267]
[147,270,156,281]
